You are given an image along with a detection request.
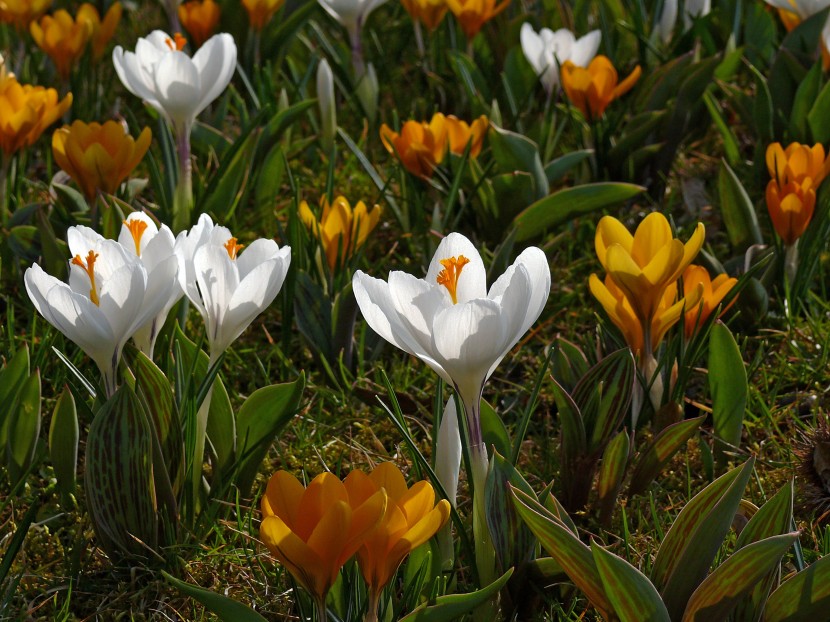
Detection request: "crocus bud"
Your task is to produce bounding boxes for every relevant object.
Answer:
[317,58,336,153]
[435,397,462,570]
[355,62,378,122]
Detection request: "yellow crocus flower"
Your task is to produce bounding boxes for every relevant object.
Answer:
[260,471,387,613]
[178,0,220,47]
[77,2,122,61]
[445,114,488,157]
[299,195,382,271]
[401,0,449,31]
[560,55,641,121]
[380,113,448,178]
[344,463,451,621]
[682,265,737,338]
[52,120,152,202]
[445,0,510,40]
[30,10,93,79]
[590,273,701,355]
[0,0,50,31]
[241,0,285,31]
[0,76,72,157]
[594,212,704,332]
[765,142,830,245]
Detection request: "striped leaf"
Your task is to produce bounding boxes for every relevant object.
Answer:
[681,533,798,622]
[232,374,305,496]
[6,370,40,485]
[511,486,614,619]
[48,387,78,501]
[85,385,158,561]
[597,429,630,525]
[651,459,755,620]
[551,338,589,394]
[628,416,705,497]
[399,568,513,622]
[764,554,830,621]
[163,571,269,622]
[591,541,670,622]
[708,322,747,463]
[0,345,30,449]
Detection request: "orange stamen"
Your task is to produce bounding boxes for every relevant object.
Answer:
[124,219,148,256]
[224,237,244,260]
[71,250,100,306]
[436,255,470,304]
[165,33,187,51]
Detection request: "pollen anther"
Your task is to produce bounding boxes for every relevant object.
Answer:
[224,237,244,260]
[436,255,470,304]
[71,250,101,306]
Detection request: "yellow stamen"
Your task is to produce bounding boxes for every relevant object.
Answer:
[124,219,148,256]
[165,33,187,51]
[71,250,100,306]
[436,255,470,304]
[224,237,244,260]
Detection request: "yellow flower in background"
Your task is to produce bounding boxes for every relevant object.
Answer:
[242,0,285,30]
[0,76,72,157]
[401,0,449,31]
[765,142,830,245]
[77,2,122,60]
[380,113,448,178]
[445,114,488,157]
[52,120,152,202]
[560,55,641,121]
[260,471,387,608]
[445,0,510,40]
[344,463,451,615]
[682,265,737,337]
[590,274,699,355]
[594,212,704,330]
[179,0,220,47]
[299,195,382,271]
[30,10,93,79]
[0,0,51,30]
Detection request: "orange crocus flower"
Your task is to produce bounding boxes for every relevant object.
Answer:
[682,265,737,337]
[242,0,285,30]
[0,76,72,157]
[299,195,382,271]
[30,10,93,79]
[445,0,509,40]
[179,0,220,47]
[380,113,448,178]
[560,55,641,121]
[77,2,122,60]
[52,120,152,202]
[445,114,488,157]
[401,0,449,31]
[0,0,51,31]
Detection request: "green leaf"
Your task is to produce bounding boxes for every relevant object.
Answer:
[681,533,799,622]
[544,150,593,185]
[48,386,78,500]
[232,374,305,496]
[511,487,614,619]
[85,385,158,560]
[808,75,830,144]
[790,62,823,142]
[485,451,537,574]
[480,399,511,460]
[718,160,763,253]
[736,481,793,550]
[0,345,30,449]
[551,338,589,394]
[708,322,747,463]
[162,571,268,622]
[446,50,491,108]
[398,568,513,622]
[552,379,586,470]
[651,459,755,620]
[628,416,704,497]
[764,554,830,622]
[513,183,645,242]
[489,124,548,200]
[591,541,670,622]
[6,370,40,484]
[597,429,630,525]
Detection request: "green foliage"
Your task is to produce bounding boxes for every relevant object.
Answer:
[708,321,747,464]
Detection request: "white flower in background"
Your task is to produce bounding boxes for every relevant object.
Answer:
[112,30,237,134]
[520,23,601,93]
[176,213,292,362]
[764,0,830,20]
[25,226,178,396]
[655,0,712,42]
[117,212,183,358]
[318,0,389,41]
[353,232,550,449]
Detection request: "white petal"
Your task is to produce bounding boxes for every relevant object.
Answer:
[118,212,159,256]
[388,271,448,357]
[153,52,201,127]
[426,232,487,303]
[236,238,279,279]
[489,246,550,339]
[97,262,147,348]
[656,0,678,43]
[112,48,163,112]
[191,33,237,119]
[194,245,240,353]
[570,30,601,67]
[520,23,544,74]
[436,397,462,507]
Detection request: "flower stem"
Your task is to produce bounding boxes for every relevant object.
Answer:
[364,589,381,622]
[784,240,799,288]
[173,124,193,233]
[0,154,9,226]
[350,27,365,79]
[463,396,496,587]
[316,594,328,622]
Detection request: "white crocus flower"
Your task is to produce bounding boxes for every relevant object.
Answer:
[656,0,711,42]
[117,212,183,358]
[25,227,178,397]
[764,0,830,20]
[112,31,237,135]
[318,0,389,42]
[520,23,601,93]
[176,214,292,362]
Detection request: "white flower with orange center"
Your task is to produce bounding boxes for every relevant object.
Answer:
[175,213,292,361]
[117,212,183,358]
[24,225,179,396]
[352,232,550,456]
